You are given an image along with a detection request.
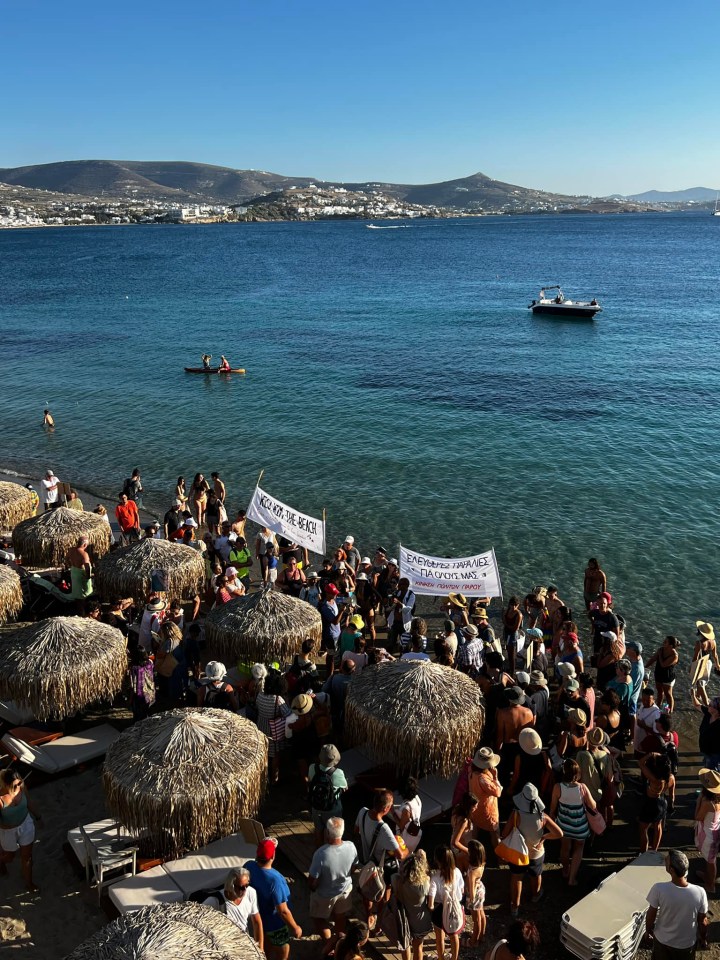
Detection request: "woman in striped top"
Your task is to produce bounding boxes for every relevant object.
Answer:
[550,759,596,886]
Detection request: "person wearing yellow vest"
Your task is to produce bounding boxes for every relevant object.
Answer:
[229,536,253,588]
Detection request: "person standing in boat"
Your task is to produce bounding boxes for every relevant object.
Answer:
[201,354,213,369]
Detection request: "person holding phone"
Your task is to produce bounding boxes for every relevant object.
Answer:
[0,768,42,892]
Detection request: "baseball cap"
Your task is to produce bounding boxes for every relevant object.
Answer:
[256,838,278,861]
[344,535,355,544]
[566,678,580,691]
[325,583,339,597]
[173,498,182,506]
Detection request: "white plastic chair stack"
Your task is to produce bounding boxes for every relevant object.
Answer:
[560,852,666,960]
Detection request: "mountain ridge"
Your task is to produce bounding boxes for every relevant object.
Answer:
[0,160,590,210]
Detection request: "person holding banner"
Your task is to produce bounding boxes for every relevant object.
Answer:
[387,578,416,651]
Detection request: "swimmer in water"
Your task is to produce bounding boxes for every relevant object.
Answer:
[43,409,55,430]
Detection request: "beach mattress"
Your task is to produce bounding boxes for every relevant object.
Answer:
[0,699,35,725]
[417,774,457,813]
[416,789,443,822]
[339,747,376,787]
[108,865,183,914]
[1,724,120,773]
[162,833,257,896]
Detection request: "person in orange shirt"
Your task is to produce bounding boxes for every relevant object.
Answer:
[468,748,503,850]
[115,492,140,545]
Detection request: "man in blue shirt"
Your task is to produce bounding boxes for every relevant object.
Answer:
[245,839,302,960]
[320,583,345,652]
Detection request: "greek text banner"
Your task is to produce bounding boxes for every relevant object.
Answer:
[247,485,325,555]
[399,545,502,597]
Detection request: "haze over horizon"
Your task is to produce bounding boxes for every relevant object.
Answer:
[2,0,719,196]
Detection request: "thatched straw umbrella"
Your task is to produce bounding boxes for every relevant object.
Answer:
[205,588,322,665]
[345,659,485,778]
[0,615,127,721]
[95,538,204,603]
[0,566,23,624]
[0,481,34,532]
[65,901,265,959]
[12,506,111,567]
[103,708,268,858]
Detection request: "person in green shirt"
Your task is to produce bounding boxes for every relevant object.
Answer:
[229,536,253,588]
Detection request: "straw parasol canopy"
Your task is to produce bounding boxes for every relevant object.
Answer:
[0,615,127,721]
[345,659,486,778]
[0,566,23,624]
[0,481,34,532]
[205,588,322,665]
[65,901,266,960]
[12,506,111,567]
[103,708,268,858]
[95,538,204,603]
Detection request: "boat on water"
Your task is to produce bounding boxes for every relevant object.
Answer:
[713,194,720,216]
[529,286,602,319]
[185,367,246,374]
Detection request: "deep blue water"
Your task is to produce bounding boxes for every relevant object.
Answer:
[1,214,719,654]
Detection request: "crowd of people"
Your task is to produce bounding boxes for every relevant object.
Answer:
[2,471,718,960]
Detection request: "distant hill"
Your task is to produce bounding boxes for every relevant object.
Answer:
[625,186,719,203]
[0,160,590,210]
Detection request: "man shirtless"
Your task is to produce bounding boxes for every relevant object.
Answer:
[495,685,535,784]
[66,536,93,612]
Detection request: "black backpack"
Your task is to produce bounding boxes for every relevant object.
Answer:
[663,739,679,775]
[204,683,231,710]
[309,766,336,811]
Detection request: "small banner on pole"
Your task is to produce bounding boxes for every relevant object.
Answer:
[399,544,503,598]
[247,484,325,555]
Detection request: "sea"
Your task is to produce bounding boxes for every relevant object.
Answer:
[1,213,719,663]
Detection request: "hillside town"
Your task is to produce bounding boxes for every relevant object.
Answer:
[0,178,667,229]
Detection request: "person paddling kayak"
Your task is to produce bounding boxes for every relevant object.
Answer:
[219,355,231,372]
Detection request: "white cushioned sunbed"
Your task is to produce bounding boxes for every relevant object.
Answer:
[0,699,35,725]
[162,833,258,896]
[108,865,184,913]
[338,747,376,787]
[108,832,260,913]
[2,724,120,773]
[417,774,457,814]
[67,818,137,869]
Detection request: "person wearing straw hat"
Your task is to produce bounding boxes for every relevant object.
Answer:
[692,622,719,707]
[646,850,709,957]
[138,597,167,652]
[508,728,551,801]
[694,768,720,894]
[468,748,502,850]
[557,708,588,761]
[445,593,470,635]
[577,727,613,818]
[503,783,563,916]
[496,687,534,785]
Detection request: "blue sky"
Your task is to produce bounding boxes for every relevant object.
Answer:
[2,0,718,195]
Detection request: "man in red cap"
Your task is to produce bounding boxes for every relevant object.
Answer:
[244,838,302,960]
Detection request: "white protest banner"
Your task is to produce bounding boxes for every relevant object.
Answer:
[399,544,503,598]
[247,484,325,555]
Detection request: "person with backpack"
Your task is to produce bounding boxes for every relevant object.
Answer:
[307,744,347,848]
[285,693,321,784]
[201,867,263,949]
[196,661,239,711]
[427,844,465,960]
[308,816,358,953]
[355,790,405,931]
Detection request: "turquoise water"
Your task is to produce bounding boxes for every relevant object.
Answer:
[1,214,719,654]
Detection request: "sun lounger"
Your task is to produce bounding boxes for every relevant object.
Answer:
[338,747,376,787]
[560,851,666,960]
[108,832,260,913]
[108,865,184,914]
[0,699,35,726]
[1,723,120,773]
[417,774,457,814]
[416,789,443,822]
[161,832,258,896]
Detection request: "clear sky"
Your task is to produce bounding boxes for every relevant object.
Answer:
[2,0,718,195]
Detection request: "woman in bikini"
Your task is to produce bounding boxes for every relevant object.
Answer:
[646,635,680,713]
